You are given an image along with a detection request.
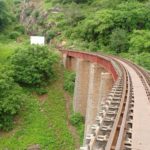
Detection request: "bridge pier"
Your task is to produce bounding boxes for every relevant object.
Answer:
[84,71,113,142]
[63,54,77,71]
[98,72,113,105]
[84,63,105,138]
[73,58,90,117]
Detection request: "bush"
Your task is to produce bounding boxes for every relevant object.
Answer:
[0,1,12,30]
[46,30,57,43]
[70,112,84,143]
[33,10,40,19]
[110,28,129,53]
[25,8,33,16]
[64,71,75,94]
[64,3,85,26]
[14,25,25,34]
[9,31,20,39]
[134,53,150,70]
[71,1,150,51]
[129,30,150,54]
[70,113,84,126]
[10,45,58,87]
[0,66,25,131]
[35,87,48,95]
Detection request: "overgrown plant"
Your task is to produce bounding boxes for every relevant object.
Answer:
[0,66,25,131]
[70,112,84,144]
[64,71,75,94]
[10,45,58,87]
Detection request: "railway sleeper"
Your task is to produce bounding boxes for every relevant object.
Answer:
[107,110,117,115]
[124,138,132,146]
[103,116,115,122]
[96,135,108,142]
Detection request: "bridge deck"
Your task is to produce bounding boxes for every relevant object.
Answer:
[118,60,150,150]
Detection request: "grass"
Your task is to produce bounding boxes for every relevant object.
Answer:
[0,40,76,149]
[0,40,24,64]
[0,78,75,150]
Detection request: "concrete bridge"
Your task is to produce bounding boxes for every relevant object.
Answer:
[60,49,150,150]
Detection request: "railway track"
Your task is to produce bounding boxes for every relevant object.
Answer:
[79,53,150,150]
[58,48,150,150]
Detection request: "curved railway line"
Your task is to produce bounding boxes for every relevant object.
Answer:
[59,48,150,150]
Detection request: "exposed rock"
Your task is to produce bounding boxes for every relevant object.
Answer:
[27,144,41,150]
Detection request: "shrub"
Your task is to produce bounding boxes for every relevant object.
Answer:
[10,45,58,87]
[64,71,75,94]
[70,112,84,143]
[46,30,57,43]
[13,0,22,5]
[134,53,150,70]
[0,1,12,30]
[9,31,20,39]
[35,87,48,95]
[0,66,25,131]
[33,10,40,19]
[70,113,84,127]
[110,28,129,53]
[14,25,25,34]
[129,30,150,54]
[64,3,85,26]
[25,8,33,16]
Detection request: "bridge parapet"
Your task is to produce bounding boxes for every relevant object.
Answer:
[60,49,123,149]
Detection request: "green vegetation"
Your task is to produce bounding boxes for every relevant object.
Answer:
[0,0,150,149]
[64,71,75,94]
[10,45,58,87]
[0,0,12,30]
[0,66,26,131]
[0,74,75,149]
[70,113,84,144]
[64,71,84,144]
[41,0,150,69]
[0,40,76,149]
[0,1,75,149]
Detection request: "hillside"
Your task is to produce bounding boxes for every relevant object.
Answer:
[19,0,150,70]
[0,0,79,149]
[0,0,149,149]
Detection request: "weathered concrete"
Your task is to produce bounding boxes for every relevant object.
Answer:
[84,72,113,142]
[68,57,77,72]
[62,53,67,68]
[84,63,105,137]
[73,58,90,117]
[98,72,113,107]
[63,54,77,71]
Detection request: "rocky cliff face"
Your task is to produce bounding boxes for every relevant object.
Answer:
[19,0,60,36]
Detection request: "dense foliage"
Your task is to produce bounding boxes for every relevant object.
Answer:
[129,30,150,54]
[10,46,58,87]
[70,112,84,143]
[0,66,25,131]
[64,71,75,94]
[23,0,149,69]
[0,0,11,30]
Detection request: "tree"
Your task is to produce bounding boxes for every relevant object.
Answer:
[0,66,25,131]
[129,30,150,54]
[0,0,11,30]
[10,45,58,87]
[110,28,129,53]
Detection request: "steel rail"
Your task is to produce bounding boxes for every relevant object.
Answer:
[59,48,149,150]
[105,62,129,150]
[115,67,132,150]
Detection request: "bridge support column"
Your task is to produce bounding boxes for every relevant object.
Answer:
[98,72,113,106]
[63,54,77,71]
[62,53,67,67]
[84,72,113,143]
[84,63,105,139]
[73,58,90,117]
